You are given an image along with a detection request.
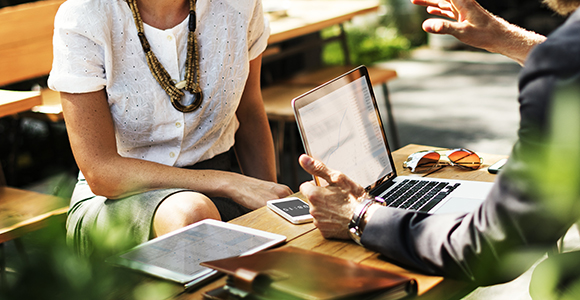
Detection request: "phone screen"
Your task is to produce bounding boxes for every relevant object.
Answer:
[271,199,310,217]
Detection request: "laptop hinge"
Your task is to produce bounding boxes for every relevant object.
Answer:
[369,176,397,197]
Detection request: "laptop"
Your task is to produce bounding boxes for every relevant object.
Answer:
[292,66,493,214]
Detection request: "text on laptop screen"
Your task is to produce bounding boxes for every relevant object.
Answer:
[297,76,393,189]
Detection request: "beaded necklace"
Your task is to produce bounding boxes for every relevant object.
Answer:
[127,0,202,113]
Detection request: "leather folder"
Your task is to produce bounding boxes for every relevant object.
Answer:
[201,246,417,300]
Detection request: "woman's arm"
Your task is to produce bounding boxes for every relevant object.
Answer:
[61,89,291,207]
[60,89,225,199]
[234,54,278,182]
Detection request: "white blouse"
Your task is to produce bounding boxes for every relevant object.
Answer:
[48,0,269,167]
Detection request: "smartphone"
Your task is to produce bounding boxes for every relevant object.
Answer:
[488,158,508,174]
[267,197,313,224]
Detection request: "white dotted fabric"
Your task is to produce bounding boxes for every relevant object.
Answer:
[48,0,269,167]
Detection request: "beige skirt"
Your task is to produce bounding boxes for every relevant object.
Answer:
[65,151,251,256]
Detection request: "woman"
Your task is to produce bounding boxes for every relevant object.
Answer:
[48,0,292,254]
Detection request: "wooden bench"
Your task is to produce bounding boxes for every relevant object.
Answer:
[0,0,66,121]
[261,85,314,188]
[283,65,400,148]
[261,66,398,189]
[261,15,399,188]
[0,90,42,118]
[0,0,67,183]
[0,178,69,245]
[0,0,69,287]
[0,163,69,286]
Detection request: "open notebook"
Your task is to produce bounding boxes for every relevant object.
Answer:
[292,66,493,214]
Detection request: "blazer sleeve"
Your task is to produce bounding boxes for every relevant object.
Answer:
[361,8,580,286]
[361,172,571,285]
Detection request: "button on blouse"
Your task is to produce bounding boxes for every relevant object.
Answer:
[48,0,270,167]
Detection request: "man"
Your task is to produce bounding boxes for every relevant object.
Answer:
[299,0,580,287]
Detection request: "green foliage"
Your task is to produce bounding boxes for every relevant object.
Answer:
[380,0,428,47]
[320,0,428,66]
[322,25,410,66]
[519,76,580,300]
[522,76,580,220]
[0,219,177,300]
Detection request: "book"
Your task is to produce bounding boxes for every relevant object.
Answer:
[201,246,417,300]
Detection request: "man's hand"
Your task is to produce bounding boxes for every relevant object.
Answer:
[298,154,366,239]
[411,0,546,65]
[412,0,506,51]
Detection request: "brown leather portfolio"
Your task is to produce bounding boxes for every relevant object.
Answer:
[201,246,417,300]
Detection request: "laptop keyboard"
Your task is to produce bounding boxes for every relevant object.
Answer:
[380,179,461,212]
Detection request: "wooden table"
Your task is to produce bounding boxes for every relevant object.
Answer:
[0,168,68,285]
[0,187,69,244]
[0,90,42,118]
[264,0,379,63]
[167,144,507,300]
[267,0,380,45]
[262,0,384,189]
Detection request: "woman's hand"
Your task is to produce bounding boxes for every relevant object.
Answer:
[223,174,293,210]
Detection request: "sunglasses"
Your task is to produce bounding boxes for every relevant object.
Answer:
[403,148,483,173]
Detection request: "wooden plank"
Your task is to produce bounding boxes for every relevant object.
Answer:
[0,0,66,86]
[0,89,42,117]
[268,0,380,44]
[394,144,504,183]
[0,0,378,86]
[174,144,504,299]
[361,255,446,297]
[229,202,316,242]
[0,186,69,243]
[261,85,313,121]
[287,229,447,297]
[24,88,64,122]
[285,66,398,86]
[288,228,380,262]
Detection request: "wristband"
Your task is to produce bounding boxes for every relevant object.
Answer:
[348,196,385,246]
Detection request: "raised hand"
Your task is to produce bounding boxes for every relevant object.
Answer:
[410,0,546,64]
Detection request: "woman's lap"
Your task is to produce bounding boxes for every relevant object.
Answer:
[66,186,184,255]
[66,151,250,255]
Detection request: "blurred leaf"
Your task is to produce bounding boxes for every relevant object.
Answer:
[322,25,410,66]
[534,76,580,218]
[0,215,164,300]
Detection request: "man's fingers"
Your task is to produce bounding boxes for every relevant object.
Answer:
[299,154,334,184]
[437,0,454,11]
[410,0,440,7]
[426,6,457,19]
[425,7,447,19]
[299,179,317,199]
[422,18,457,35]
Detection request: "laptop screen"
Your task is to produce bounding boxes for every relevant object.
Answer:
[292,66,395,190]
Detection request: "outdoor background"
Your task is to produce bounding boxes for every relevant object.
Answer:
[0,0,566,195]
[0,1,570,299]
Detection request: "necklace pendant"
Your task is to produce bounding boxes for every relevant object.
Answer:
[175,80,187,89]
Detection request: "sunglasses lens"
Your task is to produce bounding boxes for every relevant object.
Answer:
[447,149,482,170]
[407,151,440,173]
